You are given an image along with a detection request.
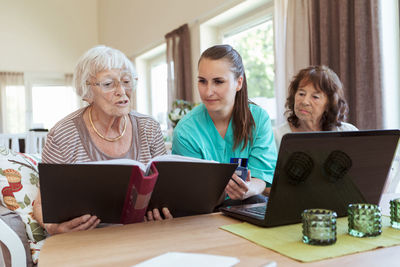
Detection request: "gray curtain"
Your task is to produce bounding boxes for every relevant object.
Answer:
[165,24,193,114]
[310,0,382,129]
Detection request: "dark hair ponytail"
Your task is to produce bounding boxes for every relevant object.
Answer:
[199,45,255,150]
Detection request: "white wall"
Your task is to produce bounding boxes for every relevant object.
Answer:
[0,0,98,73]
[98,0,242,57]
[0,0,248,91]
[98,0,246,102]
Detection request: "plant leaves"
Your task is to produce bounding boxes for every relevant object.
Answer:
[17,201,25,209]
[24,194,31,206]
[30,173,39,186]
[29,222,46,242]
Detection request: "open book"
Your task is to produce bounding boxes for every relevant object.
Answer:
[39,155,237,224]
[90,154,218,175]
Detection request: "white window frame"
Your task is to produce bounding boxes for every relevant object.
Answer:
[199,0,273,52]
[135,43,167,120]
[380,0,400,129]
[217,8,273,44]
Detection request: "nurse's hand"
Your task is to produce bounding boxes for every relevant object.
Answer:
[225,171,251,200]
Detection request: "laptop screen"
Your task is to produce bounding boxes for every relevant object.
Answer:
[264,129,400,227]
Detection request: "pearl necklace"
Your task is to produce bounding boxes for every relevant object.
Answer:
[88,106,127,142]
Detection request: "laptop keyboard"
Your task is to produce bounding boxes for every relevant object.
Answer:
[243,205,267,217]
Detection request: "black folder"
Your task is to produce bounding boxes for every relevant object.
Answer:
[148,161,237,217]
[39,160,237,223]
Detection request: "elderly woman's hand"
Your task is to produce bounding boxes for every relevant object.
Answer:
[45,214,100,235]
[145,207,173,221]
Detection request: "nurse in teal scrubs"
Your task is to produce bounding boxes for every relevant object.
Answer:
[172,44,277,205]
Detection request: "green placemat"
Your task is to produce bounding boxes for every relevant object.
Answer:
[220,216,400,262]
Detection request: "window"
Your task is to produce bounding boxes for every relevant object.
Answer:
[32,85,80,129]
[150,61,168,131]
[136,44,168,132]
[223,19,276,124]
[199,0,275,124]
[4,86,26,133]
[1,74,82,133]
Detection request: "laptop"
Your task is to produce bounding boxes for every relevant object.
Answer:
[220,129,400,227]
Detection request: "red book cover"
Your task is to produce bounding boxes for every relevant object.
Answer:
[121,163,159,224]
[39,162,159,224]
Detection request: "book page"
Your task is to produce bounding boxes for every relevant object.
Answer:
[82,155,219,175]
[84,159,146,173]
[145,154,219,175]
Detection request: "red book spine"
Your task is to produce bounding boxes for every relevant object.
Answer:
[120,162,159,224]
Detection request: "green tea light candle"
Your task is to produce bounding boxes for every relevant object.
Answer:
[347,203,382,237]
[302,209,337,245]
[390,198,400,229]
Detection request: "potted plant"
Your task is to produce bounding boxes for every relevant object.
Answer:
[168,100,194,128]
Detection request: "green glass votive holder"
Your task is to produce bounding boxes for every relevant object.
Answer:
[302,209,337,245]
[390,198,400,229]
[347,203,382,237]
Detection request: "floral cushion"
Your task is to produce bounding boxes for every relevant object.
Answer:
[0,146,46,264]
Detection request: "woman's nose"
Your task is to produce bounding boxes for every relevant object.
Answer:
[205,84,214,97]
[301,95,311,105]
[114,81,126,96]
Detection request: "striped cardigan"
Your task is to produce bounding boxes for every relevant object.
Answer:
[41,107,166,165]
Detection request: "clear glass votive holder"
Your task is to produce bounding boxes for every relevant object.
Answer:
[302,209,337,245]
[390,198,400,229]
[347,203,382,237]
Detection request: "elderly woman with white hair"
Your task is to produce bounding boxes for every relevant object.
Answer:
[33,45,172,235]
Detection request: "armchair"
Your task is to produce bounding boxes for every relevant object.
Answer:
[0,147,44,266]
[0,205,30,267]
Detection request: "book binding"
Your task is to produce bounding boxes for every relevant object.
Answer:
[121,162,159,224]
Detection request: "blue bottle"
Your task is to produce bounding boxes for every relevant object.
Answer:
[230,158,248,181]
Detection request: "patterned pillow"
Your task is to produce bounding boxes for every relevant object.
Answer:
[0,146,46,264]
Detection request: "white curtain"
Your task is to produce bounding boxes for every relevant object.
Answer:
[65,73,85,108]
[64,73,73,87]
[273,0,312,125]
[0,72,25,132]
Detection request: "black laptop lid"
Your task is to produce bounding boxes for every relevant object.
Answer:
[264,129,400,227]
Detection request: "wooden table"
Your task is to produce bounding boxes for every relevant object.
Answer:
[39,211,400,267]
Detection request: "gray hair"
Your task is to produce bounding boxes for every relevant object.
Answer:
[73,45,136,101]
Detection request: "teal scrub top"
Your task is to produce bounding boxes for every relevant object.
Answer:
[172,103,277,186]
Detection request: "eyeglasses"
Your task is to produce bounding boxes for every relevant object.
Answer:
[87,75,138,92]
